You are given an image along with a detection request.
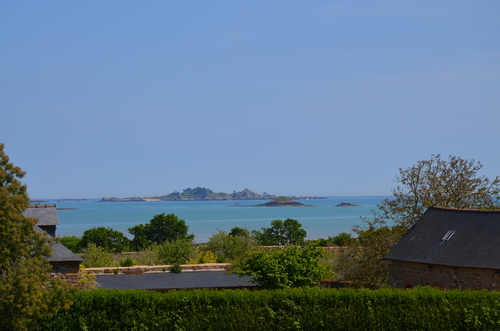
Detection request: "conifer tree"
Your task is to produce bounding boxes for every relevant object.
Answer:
[0,143,52,330]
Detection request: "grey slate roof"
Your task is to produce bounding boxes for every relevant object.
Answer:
[384,207,500,269]
[96,271,255,290]
[48,242,83,263]
[23,205,60,226]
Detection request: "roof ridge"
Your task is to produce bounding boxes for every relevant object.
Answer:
[429,206,500,213]
[28,204,56,208]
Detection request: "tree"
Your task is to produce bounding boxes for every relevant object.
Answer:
[374,154,500,229]
[81,227,130,252]
[328,232,352,246]
[80,243,115,268]
[0,143,53,330]
[252,218,307,246]
[206,227,257,263]
[128,213,193,249]
[156,237,196,265]
[58,235,83,253]
[337,155,500,286]
[236,245,332,289]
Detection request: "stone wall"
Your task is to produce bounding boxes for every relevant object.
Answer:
[388,260,500,290]
[85,263,231,275]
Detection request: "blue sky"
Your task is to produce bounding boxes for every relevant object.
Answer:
[1,1,499,199]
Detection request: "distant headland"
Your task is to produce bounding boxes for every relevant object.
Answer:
[99,187,327,202]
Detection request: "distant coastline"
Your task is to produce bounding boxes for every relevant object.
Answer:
[99,187,327,202]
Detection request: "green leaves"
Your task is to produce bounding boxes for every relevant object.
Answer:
[128,213,193,249]
[237,245,333,289]
[252,219,307,246]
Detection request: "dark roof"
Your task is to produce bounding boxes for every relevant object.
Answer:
[23,205,60,226]
[96,271,255,290]
[385,207,500,269]
[48,242,83,263]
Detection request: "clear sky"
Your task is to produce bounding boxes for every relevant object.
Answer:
[1,1,499,199]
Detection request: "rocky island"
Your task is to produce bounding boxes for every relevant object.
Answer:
[99,187,327,202]
[335,202,360,207]
[254,196,313,207]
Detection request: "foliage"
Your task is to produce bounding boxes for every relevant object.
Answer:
[206,227,257,263]
[118,257,134,267]
[376,154,500,228]
[328,232,352,246]
[236,245,333,289]
[81,227,130,253]
[170,263,183,273]
[186,250,218,264]
[338,155,500,287]
[0,143,56,330]
[252,219,307,246]
[58,235,83,254]
[79,243,115,268]
[133,247,160,266]
[37,286,500,331]
[128,213,193,249]
[156,237,196,265]
[75,264,99,290]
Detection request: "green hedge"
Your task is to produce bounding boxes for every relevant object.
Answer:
[38,287,500,331]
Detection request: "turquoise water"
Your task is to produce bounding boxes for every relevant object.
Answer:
[48,196,387,243]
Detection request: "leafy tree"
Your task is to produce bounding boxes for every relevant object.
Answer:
[328,232,352,246]
[236,245,333,289]
[58,235,83,253]
[252,218,307,246]
[156,237,196,265]
[206,227,257,263]
[0,143,54,330]
[375,154,500,228]
[81,227,130,252]
[337,155,500,286]
[128,213,193,249]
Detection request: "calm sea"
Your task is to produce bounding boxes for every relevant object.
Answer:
[46,196,388,243]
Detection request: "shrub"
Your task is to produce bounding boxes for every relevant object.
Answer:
[79,244,115,268]
[119,257,134,267]
[237,245,333,289]
[156,238,196,265]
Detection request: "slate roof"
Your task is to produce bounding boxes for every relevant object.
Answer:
[33,225,83,262]
[23,205,60,226]
[384,207,500,269]
[96,271,256,290]
[48,242,83,263]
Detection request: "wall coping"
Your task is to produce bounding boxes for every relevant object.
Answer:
[85,263,231,275]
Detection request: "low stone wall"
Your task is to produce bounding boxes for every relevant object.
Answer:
[388,261,500,290]
[86,263,231,275]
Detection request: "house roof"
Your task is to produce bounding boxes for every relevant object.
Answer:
[48,242,83,263]
[33,225,83,263]
[384,207,500,269]
[23,204,60,226]
[95,271,255,290]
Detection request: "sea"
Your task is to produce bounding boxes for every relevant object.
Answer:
[44,196,388,243]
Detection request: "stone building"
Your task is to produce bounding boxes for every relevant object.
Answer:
[385,207,500,290]
[24,204,83,275]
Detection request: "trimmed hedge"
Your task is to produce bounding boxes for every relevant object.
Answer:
[38,287,500,330]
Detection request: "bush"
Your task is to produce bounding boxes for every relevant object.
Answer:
[170,263,183,273]
[237,245,333,289]
[119,257,134,267]
[79,244,115,268]
[156,238,196,265]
